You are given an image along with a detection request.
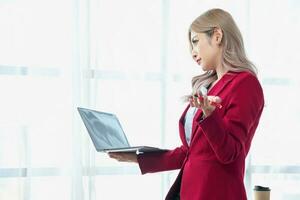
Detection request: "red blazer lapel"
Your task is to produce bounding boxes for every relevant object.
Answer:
[190,71,238,143]
[178,71,239,147]
[208,71,237,96]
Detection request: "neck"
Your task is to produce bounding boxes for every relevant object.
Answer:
[215,67,228,80]
[208,67,227,91]
[213,50,228,80]
[214,58,228,80]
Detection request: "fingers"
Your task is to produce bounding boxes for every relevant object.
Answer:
[214,96,222,103]
[207,96,223,109]
[189,94,222,110]
[189,93,206,108]
[189,96,196,107]
[207,96,221,103]
[108,152,126,162]
[189,92,203,108]
[203,95,209,108]
[193,95,201,107]
[108,152,137,163]
[108,152,119,160]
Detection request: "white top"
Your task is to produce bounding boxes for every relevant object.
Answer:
[184,106,198,146]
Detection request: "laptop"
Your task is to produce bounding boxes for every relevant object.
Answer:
[77,107,167,153]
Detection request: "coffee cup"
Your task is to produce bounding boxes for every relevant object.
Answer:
[253,185,270,200]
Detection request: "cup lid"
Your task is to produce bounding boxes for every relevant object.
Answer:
[254,185,271,191]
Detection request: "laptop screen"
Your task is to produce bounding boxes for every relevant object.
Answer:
[78,108,130,150]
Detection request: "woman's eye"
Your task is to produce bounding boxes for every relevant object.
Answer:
[192,39,198,44]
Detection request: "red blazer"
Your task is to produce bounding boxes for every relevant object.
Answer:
[137,71,264,200]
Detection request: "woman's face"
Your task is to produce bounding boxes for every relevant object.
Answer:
[190,30,222,71]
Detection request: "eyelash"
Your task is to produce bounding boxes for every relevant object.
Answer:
[191,40,198,44]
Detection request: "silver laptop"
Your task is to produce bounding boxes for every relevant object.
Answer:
[77,107,167,153]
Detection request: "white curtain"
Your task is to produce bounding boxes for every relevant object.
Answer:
[0,0,300,199]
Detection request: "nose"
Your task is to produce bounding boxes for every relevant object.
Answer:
[192,50,198,61]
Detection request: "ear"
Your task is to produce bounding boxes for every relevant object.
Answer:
[213,27,223,45]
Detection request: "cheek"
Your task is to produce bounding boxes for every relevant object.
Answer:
[200,47,215,68]
[194,44,201,55]
[198,42,209,56]
[198,44,209,60]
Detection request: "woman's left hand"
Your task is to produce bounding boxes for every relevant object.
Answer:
[189,93,222,118]
[108,152,138,163]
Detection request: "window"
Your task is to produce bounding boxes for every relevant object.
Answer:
[1,0,300,199]
[246,0,300,199]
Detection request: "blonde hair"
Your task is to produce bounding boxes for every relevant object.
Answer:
[183,8,257,102]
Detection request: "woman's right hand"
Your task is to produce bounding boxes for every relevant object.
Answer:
[190,94,222,118]
[108,152,138,163]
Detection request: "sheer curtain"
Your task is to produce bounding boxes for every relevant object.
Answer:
[1,0,300,199]
[0,0,74,199]
[246,0,300,199]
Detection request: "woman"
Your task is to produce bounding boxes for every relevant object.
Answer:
[109,8,264,200]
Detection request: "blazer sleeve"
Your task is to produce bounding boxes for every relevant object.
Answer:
[137,145,188,174]
[198,74,264,164]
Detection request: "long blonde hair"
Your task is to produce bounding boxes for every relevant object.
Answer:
[184,8,257,102]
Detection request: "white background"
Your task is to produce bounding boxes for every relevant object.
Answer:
[0,0,300,199]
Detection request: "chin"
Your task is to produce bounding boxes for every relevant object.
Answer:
[201,64,215,72]
[201,65,209,71]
